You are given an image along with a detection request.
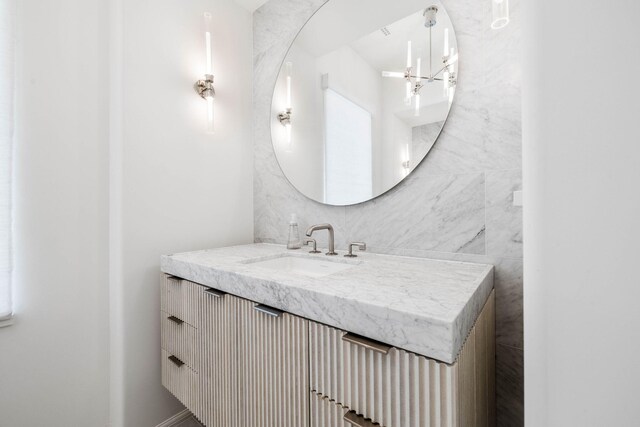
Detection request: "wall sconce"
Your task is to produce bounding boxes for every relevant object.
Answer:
[194,12,215,133]
[491,0,510,29]
[278,62,293,151]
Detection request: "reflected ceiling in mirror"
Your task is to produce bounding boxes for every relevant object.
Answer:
[271,0,458,206]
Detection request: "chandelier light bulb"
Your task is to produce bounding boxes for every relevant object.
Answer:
[444,28,449,58]
[405,81,412,105]
[443,70,450,96]
[382,71,406,78]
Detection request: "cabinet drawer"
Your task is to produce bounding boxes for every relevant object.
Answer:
[160,274,200,327]
[310,291,496,427]
[161,311,197,370]
[161,349,200,415]
[310,323,457,427]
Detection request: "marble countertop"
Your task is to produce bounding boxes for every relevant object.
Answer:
[161,243,493,363]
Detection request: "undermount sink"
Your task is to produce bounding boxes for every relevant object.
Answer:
[247,255,356,278]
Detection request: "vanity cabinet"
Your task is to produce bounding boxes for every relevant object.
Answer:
[160,274,310,427]
[161,273,495,427]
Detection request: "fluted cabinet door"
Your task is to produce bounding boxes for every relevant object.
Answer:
[310,291,496,427]
[238,300,310,427]
[197,288,240,427]
[160,274,200,327]
[161,275,201,417]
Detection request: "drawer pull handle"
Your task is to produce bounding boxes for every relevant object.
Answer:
[343,411,377,427]
[342,333,391,354]
[204,288,225,298]
[167,316,183,325]
[253,304,283,318]
[168,355,184,367]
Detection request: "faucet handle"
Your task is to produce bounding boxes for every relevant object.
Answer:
[345,242,367,258]
[304,238,321,254]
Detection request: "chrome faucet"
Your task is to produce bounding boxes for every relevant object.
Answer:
[305,223,338,255]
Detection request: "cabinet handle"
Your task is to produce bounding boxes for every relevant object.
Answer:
[167,315,183,325]
[253,304,283,318]
[343,411,377,427]
[342,333,391,354]
[168,355,184,367]
[204,288,225,298]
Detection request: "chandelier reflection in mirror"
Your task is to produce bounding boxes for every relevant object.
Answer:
[382,6,458,117]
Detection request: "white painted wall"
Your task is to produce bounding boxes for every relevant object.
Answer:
[0,0,110,426]
[0,0,253,426]
[113,0,254,426]
[523,0,640,425]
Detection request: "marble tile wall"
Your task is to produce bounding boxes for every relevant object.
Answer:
[252,0,523,425]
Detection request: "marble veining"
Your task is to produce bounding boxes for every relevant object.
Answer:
[253,0,523,423]
[162,243,493,364]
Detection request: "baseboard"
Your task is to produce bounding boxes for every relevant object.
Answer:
[155,409,192,427]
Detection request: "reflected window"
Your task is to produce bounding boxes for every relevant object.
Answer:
[324,89,372,205]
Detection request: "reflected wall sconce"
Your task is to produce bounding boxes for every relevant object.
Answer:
[278,62,293,151]
[194,12,215,133]
[382,6,457,117]
[491,0,509,29]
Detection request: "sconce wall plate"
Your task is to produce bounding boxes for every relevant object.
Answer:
[278,108,292,126]
[194,74,215,99]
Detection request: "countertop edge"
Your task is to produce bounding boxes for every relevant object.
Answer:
[160,249,494,364]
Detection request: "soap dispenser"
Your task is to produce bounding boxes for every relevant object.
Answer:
[287,214,302,249]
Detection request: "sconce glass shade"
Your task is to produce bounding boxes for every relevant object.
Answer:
[206,96,214,133]
[403,143,411,176]
[204,12,214,133]
[280,62,293,151]
[414,57,422,116]
[285,61,292,110]
[491,0,509,29]
[284,123,292,152]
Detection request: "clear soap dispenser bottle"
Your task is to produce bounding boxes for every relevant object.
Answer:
[287,214,302,249]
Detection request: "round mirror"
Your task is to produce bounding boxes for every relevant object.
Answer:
[270,0,458,206]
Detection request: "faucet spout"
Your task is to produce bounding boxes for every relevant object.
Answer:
[305,223,337,256]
